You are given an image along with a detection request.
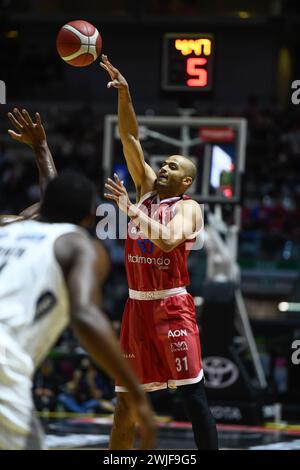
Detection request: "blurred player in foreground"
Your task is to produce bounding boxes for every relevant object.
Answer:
[101,55,218,450]
[0,114,156,450]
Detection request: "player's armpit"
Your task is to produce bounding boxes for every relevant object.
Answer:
[137,163,157,201]
[122,138,156,191]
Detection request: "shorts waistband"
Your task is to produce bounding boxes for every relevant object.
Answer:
[128,287,187,301]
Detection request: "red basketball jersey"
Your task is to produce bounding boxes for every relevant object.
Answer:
[125,192,197,291]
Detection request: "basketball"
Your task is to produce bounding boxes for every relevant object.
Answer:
[56,20,102,67]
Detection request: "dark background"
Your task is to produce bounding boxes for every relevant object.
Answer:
[1,0,300,421]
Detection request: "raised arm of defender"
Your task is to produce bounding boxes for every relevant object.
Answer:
[101,55,156,200]
[0,108,58,225]
[8,108,57,195]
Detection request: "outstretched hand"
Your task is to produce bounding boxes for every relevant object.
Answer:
[100,54,128,90]
[8,108,47,149]
[104,173,136,215]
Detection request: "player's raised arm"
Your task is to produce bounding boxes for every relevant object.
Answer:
[55,232,156,450]
[100,55,156,200]
[8,108,57,196]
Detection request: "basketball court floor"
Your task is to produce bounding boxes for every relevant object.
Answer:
[41,414,300,450]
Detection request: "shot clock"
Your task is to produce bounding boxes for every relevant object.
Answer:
[161,33,214,92]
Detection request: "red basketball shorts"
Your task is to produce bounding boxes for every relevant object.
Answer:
[115,293,203,392]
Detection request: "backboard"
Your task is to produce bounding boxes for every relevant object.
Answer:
[103,115,247,204]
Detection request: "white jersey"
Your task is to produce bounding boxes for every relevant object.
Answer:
[0,220,81,449]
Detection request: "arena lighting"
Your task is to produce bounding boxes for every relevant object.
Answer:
[278,302,300,312]
[278,302,289,312]
[194,297,204,307]
[237,11,251,19]
[6,30,19,39]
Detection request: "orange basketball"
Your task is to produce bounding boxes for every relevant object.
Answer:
[56,20,102,67]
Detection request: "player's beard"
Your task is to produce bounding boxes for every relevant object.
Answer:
[155,176,181,197]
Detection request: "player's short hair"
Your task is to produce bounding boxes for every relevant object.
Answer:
[41,172,96,225]
[182,157,197,181]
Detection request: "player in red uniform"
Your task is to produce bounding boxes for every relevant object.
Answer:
[102,55,218,450]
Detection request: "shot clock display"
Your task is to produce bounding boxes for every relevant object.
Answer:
[161,33,214,92]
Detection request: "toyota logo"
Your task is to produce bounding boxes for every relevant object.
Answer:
[203,356,239,388]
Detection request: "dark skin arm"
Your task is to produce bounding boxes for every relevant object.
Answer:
[0,214,24,226]
[55,232,156,450]
[8,108,57,196]
[0,204,40,226]
[0,108,58,224]
[19,203,40,220]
